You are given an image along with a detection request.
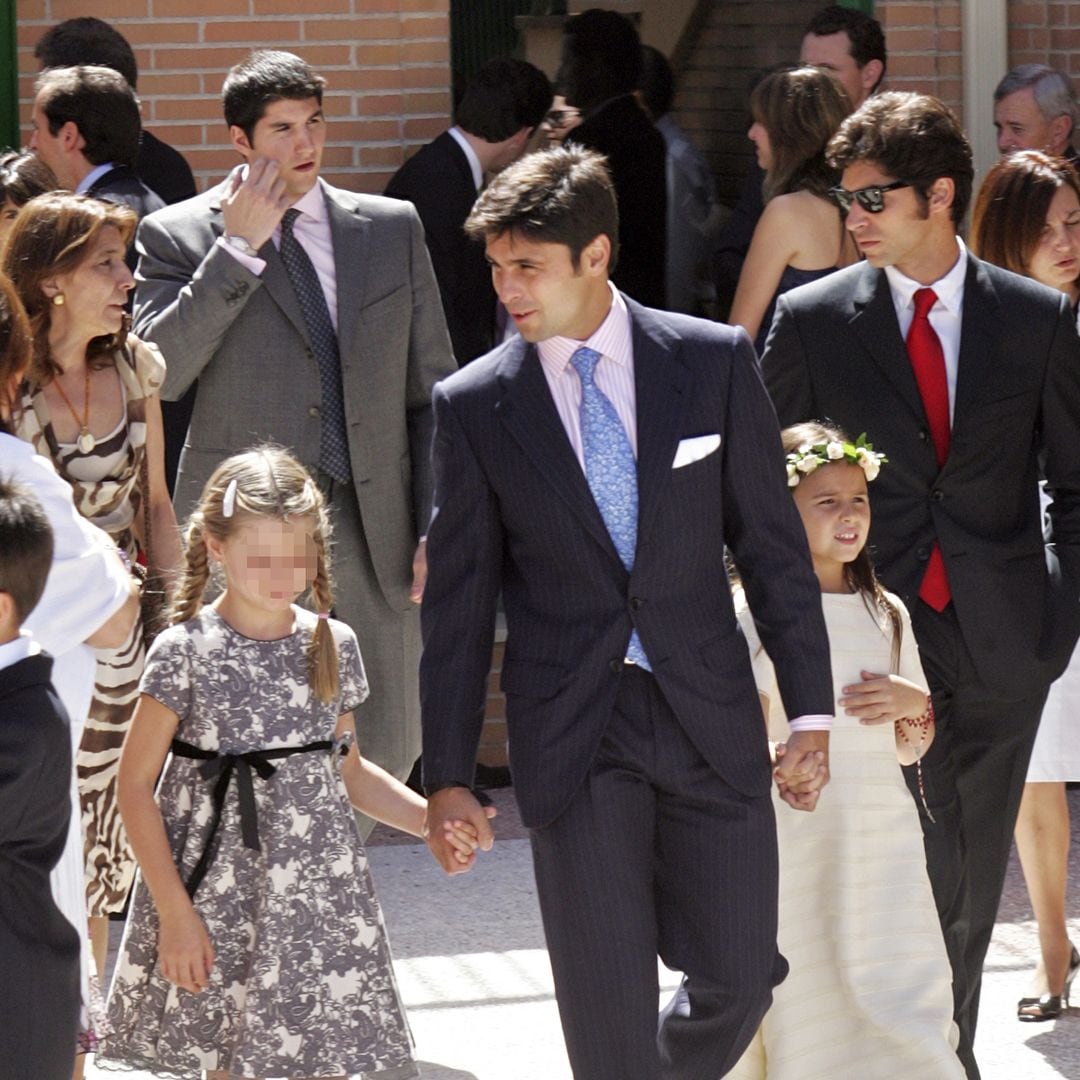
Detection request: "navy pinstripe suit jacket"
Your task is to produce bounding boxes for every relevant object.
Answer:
[421,297,834,828]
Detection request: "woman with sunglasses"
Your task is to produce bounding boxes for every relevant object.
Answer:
[971,150,1080,1023]
[729,65,857,353]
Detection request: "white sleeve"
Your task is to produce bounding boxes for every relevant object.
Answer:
[894,596,929,692]
[5,443,131,658]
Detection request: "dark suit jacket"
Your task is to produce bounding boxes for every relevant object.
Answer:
[137,130,197,207]
[567,95,668,309]
[0,653,80,1078]
[87,163,166,222]
[421,297,833,828]
[762,255,1080,697]
[385,131,495,366]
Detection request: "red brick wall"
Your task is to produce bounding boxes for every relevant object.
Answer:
[1007,0,1080,76]
[874,1,963,113]
[671,0,822,206]
[15,0,452,194]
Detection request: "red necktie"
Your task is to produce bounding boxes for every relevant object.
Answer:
[906,287,952,611]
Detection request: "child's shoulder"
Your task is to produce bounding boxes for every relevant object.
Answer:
[145,608,221,662]
[879,588,912,621]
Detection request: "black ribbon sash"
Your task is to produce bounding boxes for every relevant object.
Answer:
[170,737,337,897]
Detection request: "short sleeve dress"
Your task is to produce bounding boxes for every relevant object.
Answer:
[728,590,964,1080]
[98,606,417,1080]
[16,335,167,917]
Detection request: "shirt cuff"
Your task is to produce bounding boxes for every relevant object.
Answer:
[215,235,266,276]
[787,713,833,732]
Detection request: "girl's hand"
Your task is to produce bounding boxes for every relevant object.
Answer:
[443,807,497,866]
[840,671,928,725]
[158,906,215,994]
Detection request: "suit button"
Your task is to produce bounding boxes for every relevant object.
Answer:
[630,597,643,610]
[931,489,944,502]
[609,659,623,674]
[916,546,930,561]
[309,405,320,418]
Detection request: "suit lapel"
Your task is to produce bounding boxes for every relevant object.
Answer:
[951,256,1001,430]
[495,339,619,560]
[326,190,369,365]
[627,301,689,542]
[849,265,927,425]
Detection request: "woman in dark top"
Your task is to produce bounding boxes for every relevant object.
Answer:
[729,65,857,353]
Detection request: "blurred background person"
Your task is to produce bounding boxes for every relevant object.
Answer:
[728,65,856,353]
[993,64,1078,165]
[715,4,886,312]
[3,192,179,999]
[541,89,582,145]
[0,150,56,243]
[559,7,667,308]
[640,45,722,317]
[386,57,550,366]
[971,149,1080,1023]
[33,16,196,206]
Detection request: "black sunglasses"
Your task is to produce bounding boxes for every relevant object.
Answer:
[829,180,911,214]
[544,108,580,127]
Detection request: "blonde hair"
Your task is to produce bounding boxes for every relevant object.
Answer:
[173,445,339,703]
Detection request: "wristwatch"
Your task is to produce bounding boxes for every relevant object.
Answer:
[222,233,259,257]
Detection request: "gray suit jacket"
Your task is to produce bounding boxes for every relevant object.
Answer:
[133,175,455,610]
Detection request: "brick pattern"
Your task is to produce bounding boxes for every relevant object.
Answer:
[670,0,823,206]
[16,0,452,194]
[874,1,963,114]
[1006,0,1080,76]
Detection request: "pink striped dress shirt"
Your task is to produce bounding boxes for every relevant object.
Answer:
[537,284,638,469]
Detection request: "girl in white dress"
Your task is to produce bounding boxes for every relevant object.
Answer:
[730,421,964,1080]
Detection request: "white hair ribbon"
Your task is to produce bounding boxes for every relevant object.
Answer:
[222,478,238,519]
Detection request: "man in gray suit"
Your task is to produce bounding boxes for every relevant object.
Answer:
[133,51,455,795]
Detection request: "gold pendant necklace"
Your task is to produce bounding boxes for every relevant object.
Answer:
[51,365,96,453]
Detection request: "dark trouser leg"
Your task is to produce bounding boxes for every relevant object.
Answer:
[908,603,1046,1080]
[529,667,781,1080]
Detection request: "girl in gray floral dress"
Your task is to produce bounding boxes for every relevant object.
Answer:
[97,448,479,1079]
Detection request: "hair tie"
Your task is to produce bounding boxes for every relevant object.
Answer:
[222,478,238,518]
[317,612,330,620]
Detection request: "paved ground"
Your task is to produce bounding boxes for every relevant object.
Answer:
[91,788,1080,1079]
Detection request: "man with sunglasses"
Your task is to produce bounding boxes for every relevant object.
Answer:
[762,91,1080,1080]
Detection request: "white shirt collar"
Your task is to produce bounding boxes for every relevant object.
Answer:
[0,630,39,673]
[884,236,968,316]
[76,162,116,194]
[537,283,632,378]
[448,126,484,192]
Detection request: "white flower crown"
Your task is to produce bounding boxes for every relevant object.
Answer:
[785,433,887,488]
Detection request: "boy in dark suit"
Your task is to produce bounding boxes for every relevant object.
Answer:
[0,478,80,1080]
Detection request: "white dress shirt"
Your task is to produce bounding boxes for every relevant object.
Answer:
[217,174,339,331]
[0,630,38,672]
[447,125,484,192]
[884,237,968,422]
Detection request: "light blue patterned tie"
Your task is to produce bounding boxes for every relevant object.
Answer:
[571,346,650,670]
[279,208,352,484]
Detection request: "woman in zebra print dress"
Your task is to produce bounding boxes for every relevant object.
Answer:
[4,192,181,989]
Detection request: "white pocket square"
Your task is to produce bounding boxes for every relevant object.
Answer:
[672,433,721,469]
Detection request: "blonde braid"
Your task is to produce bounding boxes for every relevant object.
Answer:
[308,544,340,704]
[169,518,211,625]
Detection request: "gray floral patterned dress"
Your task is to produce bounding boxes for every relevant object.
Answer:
[98,607,417,1079]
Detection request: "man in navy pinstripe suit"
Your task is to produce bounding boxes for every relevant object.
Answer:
[420,146,835,1080]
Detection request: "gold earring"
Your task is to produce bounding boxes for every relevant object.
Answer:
[52,293,64,306]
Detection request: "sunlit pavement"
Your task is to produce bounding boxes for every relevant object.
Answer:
[90,788,1080,1079]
